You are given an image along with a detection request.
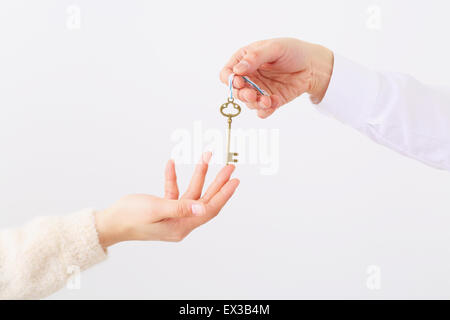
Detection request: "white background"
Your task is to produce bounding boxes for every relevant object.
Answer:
[1,0,450,299]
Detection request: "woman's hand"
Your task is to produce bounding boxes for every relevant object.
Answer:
[95,152,239,248]
[220,38,334,118]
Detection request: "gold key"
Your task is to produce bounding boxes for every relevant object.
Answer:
[220,97,241,164]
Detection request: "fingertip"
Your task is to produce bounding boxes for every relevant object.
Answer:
[257,109,264,118]
[201,151,212,164]
[257,108,274,119]
[220,68,232,84]
[165,159,176,173]
[222,163,236,176]
[233,60,250,74]
[258,95,271,109]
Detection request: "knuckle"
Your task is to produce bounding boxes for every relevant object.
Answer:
[270,40,283,54]
[165,189,178,198]
[176,200,190,218]
[141,196,158,221]
[237,47,248,58]
[245,50,258,62]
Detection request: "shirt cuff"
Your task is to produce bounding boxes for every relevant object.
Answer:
[316,54,381,129]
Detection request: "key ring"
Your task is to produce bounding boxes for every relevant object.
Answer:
[220,73,266,165]
[228,73,268,100]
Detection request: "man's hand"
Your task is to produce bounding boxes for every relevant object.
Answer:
[220,38,334,118]
[95,152,239,247]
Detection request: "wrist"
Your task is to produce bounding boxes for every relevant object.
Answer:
[308,45,334,104]
[94,208,123,249]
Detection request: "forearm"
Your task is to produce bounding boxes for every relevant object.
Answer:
[0,209,106,299]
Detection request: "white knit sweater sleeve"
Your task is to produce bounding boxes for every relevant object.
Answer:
[0,208,107,299]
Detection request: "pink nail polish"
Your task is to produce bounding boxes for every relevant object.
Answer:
[234,60,249,73]
[201,151,212,164]
[191,203,205,216]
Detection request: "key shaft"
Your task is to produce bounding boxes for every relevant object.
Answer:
[226,117,238,164]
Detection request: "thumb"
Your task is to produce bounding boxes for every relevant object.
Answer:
[233,42,282,75]
[153,198,206,220]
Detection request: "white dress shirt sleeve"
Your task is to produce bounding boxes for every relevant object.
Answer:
[317,54,450,171]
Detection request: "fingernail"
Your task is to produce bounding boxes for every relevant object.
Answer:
[201,151,212,164]
[191,203,205,216]
[234,60,249,74]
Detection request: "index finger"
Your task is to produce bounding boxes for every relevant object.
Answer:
[220,49,244,84]
[220,46,249,88]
